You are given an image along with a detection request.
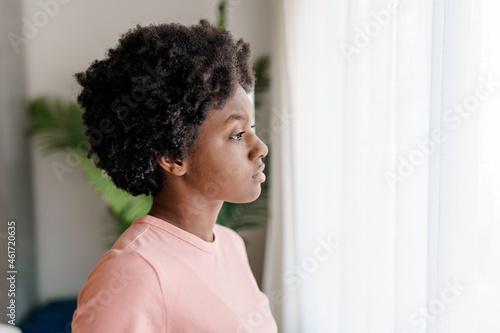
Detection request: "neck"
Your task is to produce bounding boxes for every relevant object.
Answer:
[147,182,223,243]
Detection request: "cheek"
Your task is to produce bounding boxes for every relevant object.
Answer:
[225,159,243,178]
[197,138,249,182]
[209,155,247,190]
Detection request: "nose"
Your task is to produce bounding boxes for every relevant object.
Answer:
[249,134,268,160]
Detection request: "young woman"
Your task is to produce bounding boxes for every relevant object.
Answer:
[71,19,277,332]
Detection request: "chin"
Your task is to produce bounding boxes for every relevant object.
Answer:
[227,186,262,204]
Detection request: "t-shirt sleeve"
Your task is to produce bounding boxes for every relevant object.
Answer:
[71,250,165,333]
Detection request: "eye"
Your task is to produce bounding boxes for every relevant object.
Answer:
[231,125,256,141]
[231,131,245,141]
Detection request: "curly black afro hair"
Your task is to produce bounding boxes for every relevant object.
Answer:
[74,19,255,197]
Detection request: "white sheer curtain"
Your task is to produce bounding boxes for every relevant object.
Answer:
[262,0,500,332]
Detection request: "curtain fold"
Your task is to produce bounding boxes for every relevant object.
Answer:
[263,0,499,332]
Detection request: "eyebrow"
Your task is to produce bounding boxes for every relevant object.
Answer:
[223,111,254,126]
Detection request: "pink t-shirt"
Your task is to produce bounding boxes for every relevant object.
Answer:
[71,214,277,333]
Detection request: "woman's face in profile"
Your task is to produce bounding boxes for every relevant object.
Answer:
[181,84,269,204]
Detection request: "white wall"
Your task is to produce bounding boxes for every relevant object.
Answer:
[1,0,37,323]
[22,0,272,302]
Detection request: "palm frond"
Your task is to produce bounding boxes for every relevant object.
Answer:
[216,1,227,27]
[77,156,152,232]
[253,56,271,110]
[27,97,152,235]
[26,97,87,154]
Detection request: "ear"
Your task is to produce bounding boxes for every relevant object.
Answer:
[155,152,186,176]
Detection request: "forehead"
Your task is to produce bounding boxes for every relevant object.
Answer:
[223,112,249,125]
[211,86,255,127]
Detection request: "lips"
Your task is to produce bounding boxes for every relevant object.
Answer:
[253,164,265,177]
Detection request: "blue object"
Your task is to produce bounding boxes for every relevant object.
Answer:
[20,298,77,333]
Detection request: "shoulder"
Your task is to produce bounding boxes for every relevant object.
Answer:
[215,224,244,244]
[72,250,165,332]
[85,249,157,284]
[110,221,152,250]
[214,224,248,256]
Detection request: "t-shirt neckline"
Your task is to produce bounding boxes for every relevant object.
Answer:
[132,214,218,253]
